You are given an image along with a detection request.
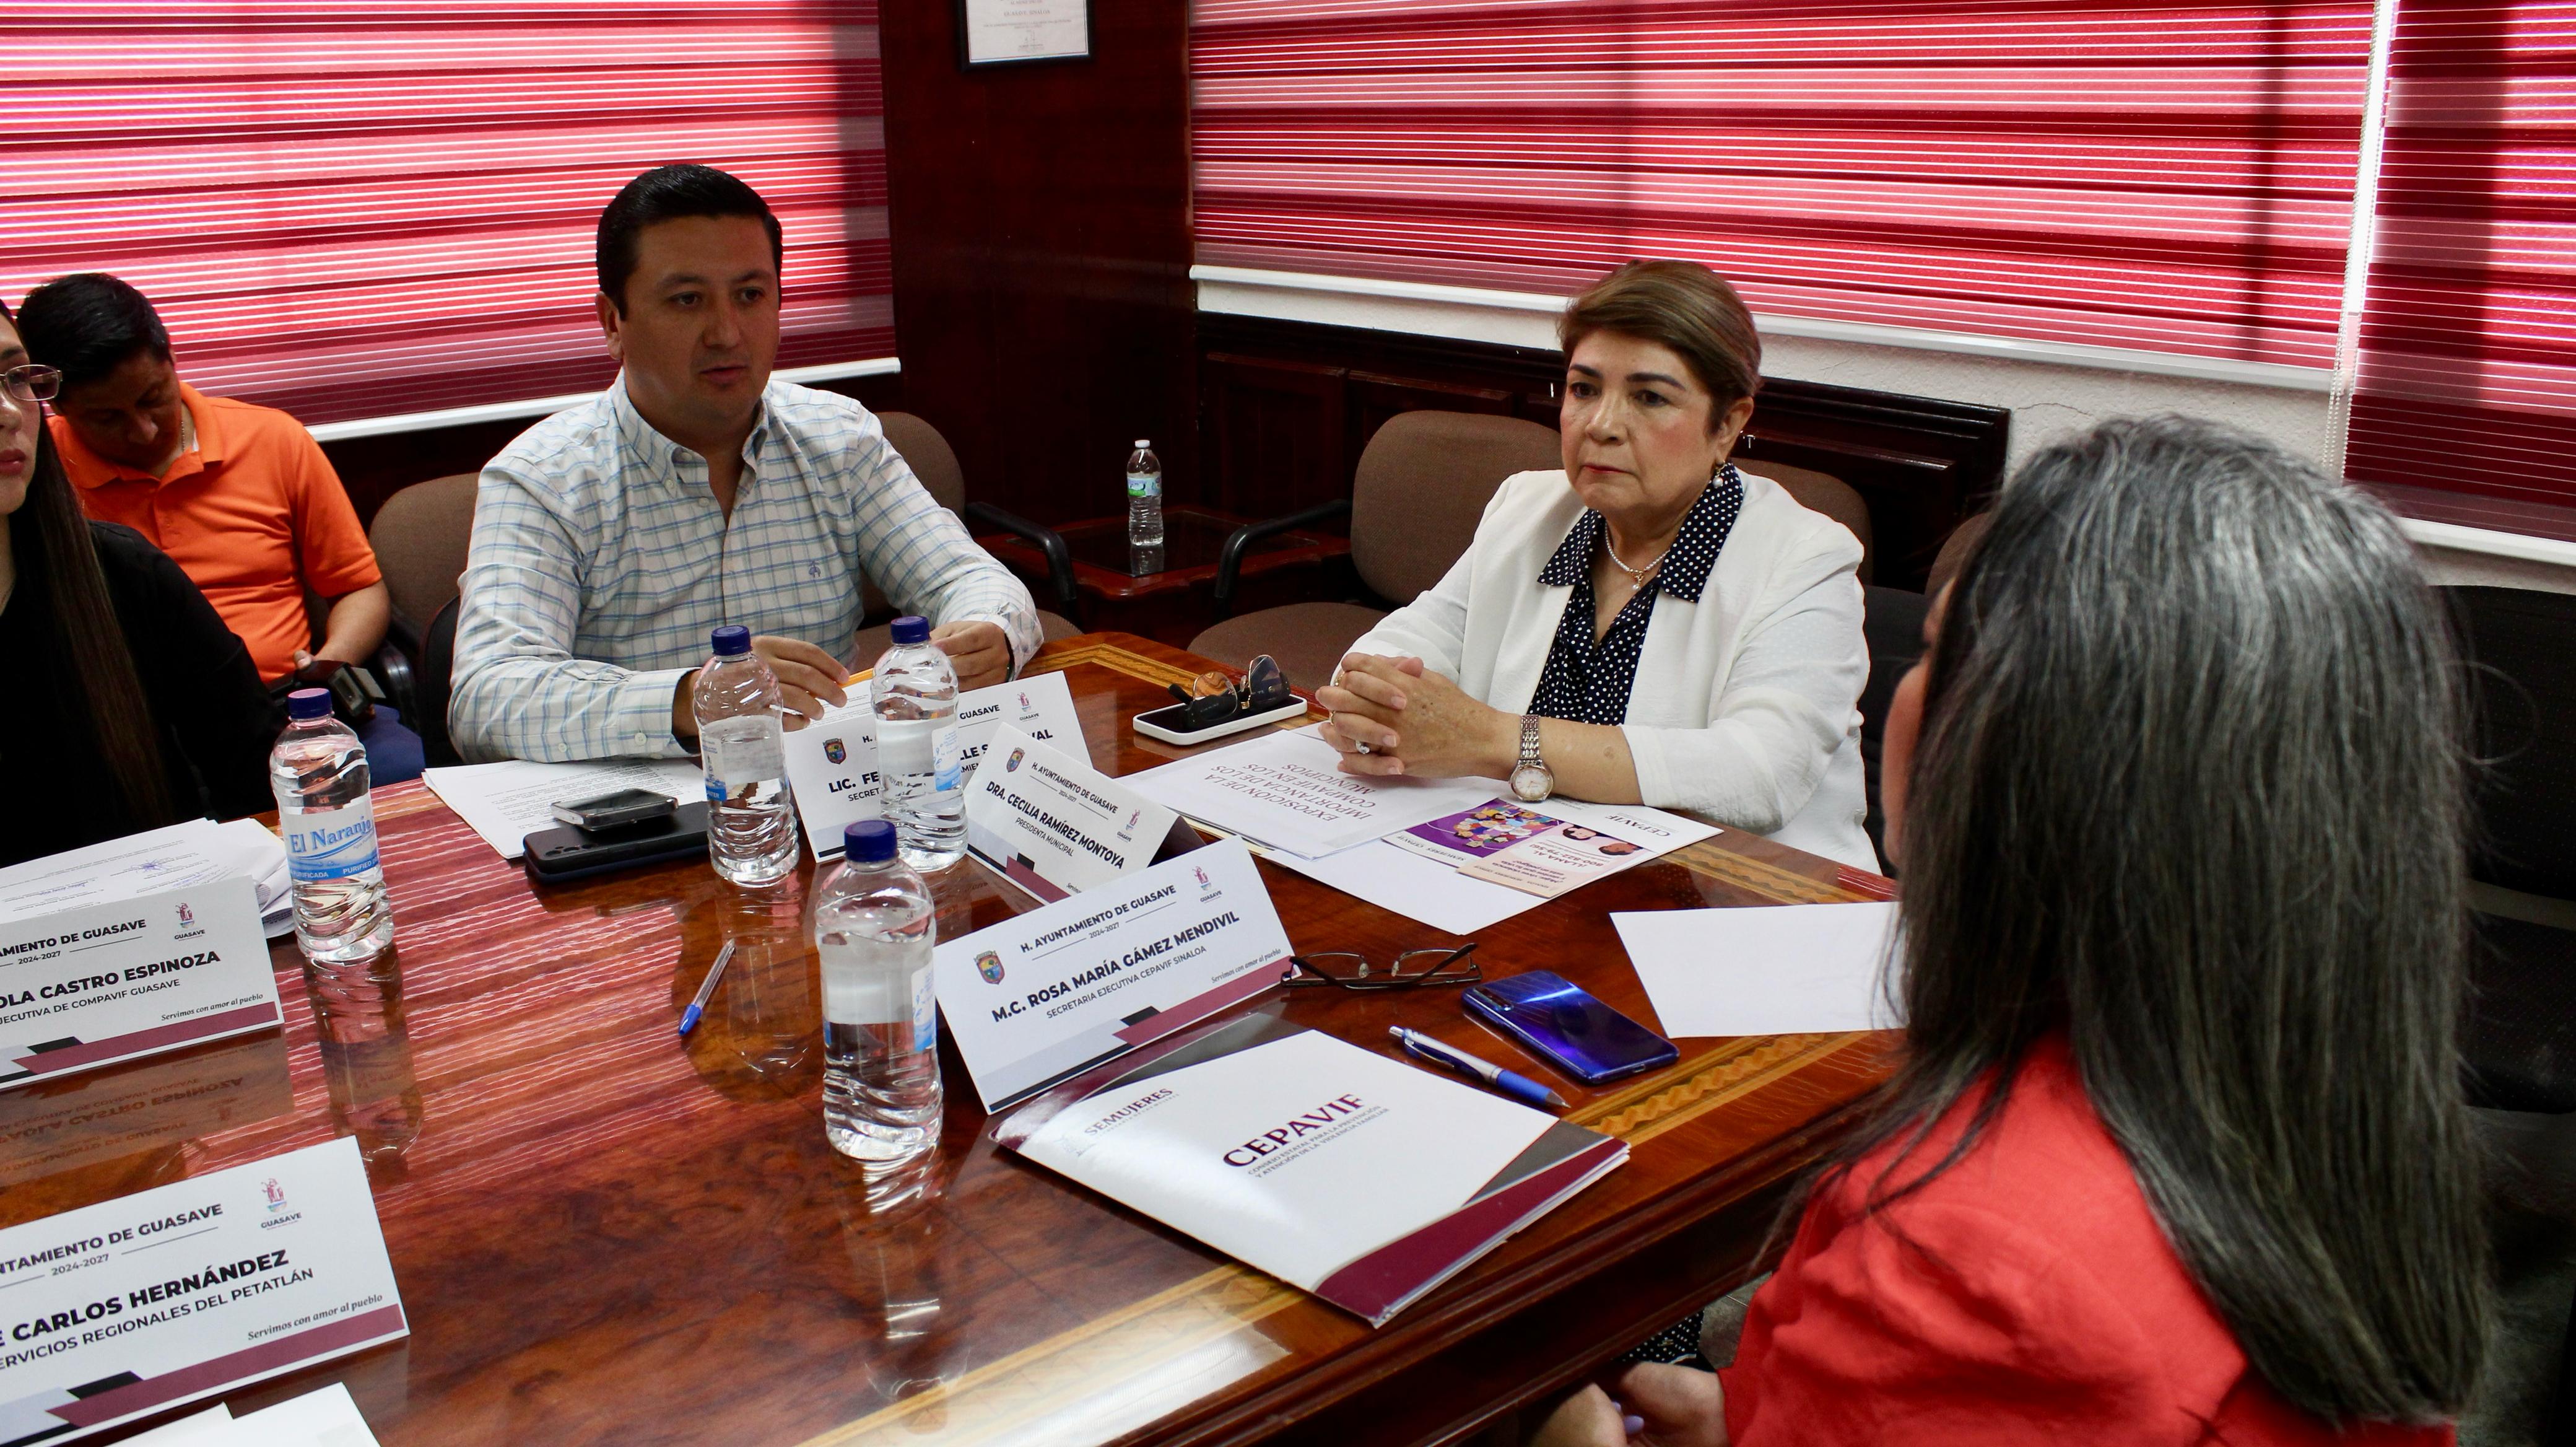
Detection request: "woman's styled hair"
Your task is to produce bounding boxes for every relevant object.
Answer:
[1848,416,2490,1424]
[1,295,176,831]
[1558,260,1760,427]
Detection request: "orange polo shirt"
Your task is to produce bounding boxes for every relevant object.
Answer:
[53,384,381,683]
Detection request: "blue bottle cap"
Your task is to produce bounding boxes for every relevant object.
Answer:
[287,687,333,720]
[710,624,752,657]
[889,615,930,646]
[844,820,898,863]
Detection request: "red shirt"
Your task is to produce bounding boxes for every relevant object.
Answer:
[1722,1034,2453,1446]
[54,384,380,683]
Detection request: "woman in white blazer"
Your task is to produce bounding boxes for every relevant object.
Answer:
[1316,260,1876,870]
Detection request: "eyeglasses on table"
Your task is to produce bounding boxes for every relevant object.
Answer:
[1286,942,1481,991]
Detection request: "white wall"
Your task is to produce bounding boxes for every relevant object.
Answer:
[1194,266,2576,592]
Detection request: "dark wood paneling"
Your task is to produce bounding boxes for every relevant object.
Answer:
[1203,353,1345,518]
[878,0,1195,527]
[323,375,905,531]
[1197,315,2011,592]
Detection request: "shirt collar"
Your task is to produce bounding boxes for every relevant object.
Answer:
[1535,462,1744,603]
[607,372,777,476]
[55,382,221,489]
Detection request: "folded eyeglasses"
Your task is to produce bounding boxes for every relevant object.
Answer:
[1285,943,1481,992]
[1164,653,1295,728]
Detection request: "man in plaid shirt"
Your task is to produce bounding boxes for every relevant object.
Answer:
[450,165,1040,763]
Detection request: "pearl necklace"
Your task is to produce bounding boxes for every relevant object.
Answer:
[1604,533,1670,589]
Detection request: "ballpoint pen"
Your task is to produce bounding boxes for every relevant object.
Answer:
[1390,1025,1567,1110]
[677,939,738,1038]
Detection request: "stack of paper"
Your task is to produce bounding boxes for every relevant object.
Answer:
[1611,903,1902,1038]
[121,1384,380,1446]
[0,818,292,939]
[1128,727,1718,932]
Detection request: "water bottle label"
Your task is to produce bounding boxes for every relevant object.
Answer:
[1126,471,1160,500]
[702,715,786,789]
[282,800,379,883]
[911,965,938,1047]
[931,724,964,793]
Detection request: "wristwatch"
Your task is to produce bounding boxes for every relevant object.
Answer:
[1509,714,1555,803]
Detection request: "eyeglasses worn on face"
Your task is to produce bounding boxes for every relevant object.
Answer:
[1286,943,1481,991]
[2,365,61,404]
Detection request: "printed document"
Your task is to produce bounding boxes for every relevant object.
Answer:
[1612,902,1902,1037]
[1268,797,1718,933]
[423,758,705,860]
[1127,727,1502,859]
[1001,1018,1625,1325]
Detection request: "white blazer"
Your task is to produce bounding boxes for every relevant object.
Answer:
[1348,468,1877,871]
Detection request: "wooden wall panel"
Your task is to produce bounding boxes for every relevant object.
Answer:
[878,0,1196,527]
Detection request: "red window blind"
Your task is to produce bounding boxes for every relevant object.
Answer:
[2343,0,2576,508]
[2,2,892,429]
[1193,0,2375,370]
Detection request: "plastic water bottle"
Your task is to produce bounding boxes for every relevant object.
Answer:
[813,820,941,1168]
[1126,439,1164,547]
[695,624,798,886]
[271,688,394,964]
[872,617,966,870]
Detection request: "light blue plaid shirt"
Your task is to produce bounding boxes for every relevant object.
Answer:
[450,377,1042,762]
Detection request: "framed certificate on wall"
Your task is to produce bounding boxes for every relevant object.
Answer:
[958,0,1092,68]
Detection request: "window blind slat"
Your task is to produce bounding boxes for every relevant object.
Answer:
[0,2,891,427]
[1194,0,2370,372]
[2345,0,2576,505]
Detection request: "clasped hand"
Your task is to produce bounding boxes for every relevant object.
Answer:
[1313,652,1513,779]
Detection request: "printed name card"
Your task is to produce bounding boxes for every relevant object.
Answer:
[0,877,280,1091]
[785,670,1084,860]
[964,727,1194,902]
[0,1137,406,1443]
[934,836,1295,1111]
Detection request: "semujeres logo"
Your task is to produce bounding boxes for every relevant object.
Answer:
[824,737,847,765]
[977,951,1006,985]
[1005,747,1026,773]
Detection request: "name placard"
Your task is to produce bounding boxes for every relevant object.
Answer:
[965,726,1190,902]
[0,1136,406,1443]
[935,836,1294,1111]
[785,670,1084,860]
[0,878,280,1092]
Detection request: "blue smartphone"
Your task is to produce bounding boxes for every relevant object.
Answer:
[1463,971,1679,1085]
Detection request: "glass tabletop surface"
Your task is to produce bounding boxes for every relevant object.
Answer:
[1059,509,1316,575]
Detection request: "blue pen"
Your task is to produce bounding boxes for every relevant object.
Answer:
[1390,1026,1567,1110]
[677,939,737,1038]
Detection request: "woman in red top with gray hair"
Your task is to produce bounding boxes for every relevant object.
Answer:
[1538,416,2491,1445]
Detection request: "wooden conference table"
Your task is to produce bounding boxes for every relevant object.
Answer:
[3,634,1895,1447]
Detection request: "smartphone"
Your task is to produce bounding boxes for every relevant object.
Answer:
[523,802,710,885]
[550,789,678,832]
[1463,971,1679,1085]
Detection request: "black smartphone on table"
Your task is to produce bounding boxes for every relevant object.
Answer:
[523,799,709,884]
[1463,970,1679,1085]
[551,788,679,832]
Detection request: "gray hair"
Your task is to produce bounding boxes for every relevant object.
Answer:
[1848,416,2489,1424]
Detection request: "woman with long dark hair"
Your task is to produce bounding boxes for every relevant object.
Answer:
[1538,417,2491,1445]
[0,297,275,866]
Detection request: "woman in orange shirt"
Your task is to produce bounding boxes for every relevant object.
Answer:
[1538,417,2490,1445]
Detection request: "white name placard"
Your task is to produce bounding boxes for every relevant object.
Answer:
[0,878,280,1092]
[936,836,1294,1111]
[786,670,1084,860]
[0,1136,405,1443]
[965,726,1185,902]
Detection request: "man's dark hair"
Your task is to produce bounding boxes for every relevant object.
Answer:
[596,164,784,315]
[17,274,173,391]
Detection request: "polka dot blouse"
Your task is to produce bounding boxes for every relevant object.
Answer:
[1528,463,1746,727]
